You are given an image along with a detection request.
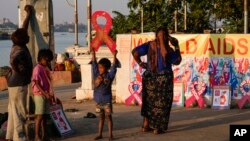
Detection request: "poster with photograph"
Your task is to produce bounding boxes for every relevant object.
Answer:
[173,82,184,107]
[212,86,231,109]
[49,104,74,136]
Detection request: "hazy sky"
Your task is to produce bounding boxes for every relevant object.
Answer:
[0,0,130,24]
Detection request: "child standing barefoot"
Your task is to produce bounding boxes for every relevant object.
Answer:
[91,49,118,140]
[32,49,54,141]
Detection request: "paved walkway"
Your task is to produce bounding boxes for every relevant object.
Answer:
[0,83,250,141]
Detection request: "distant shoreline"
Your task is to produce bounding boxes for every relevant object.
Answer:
[0,32,10,40]
[0,32,87,66]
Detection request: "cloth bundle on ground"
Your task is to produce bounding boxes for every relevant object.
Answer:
[84,112,96,118]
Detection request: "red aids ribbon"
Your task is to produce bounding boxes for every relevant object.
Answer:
[91,11,116,53]
[185,81,206,108]
[125,81,142,106]
[238,79,250,109]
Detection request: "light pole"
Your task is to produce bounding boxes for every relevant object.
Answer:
[184,0,187,31]
[87,0,92,50]
[66,0,79,46]
[174,0,178,32]
[74,0,78,46]
[244,0,248,34]
[141,6,144,33]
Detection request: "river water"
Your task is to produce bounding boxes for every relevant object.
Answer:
[0,32,87,66]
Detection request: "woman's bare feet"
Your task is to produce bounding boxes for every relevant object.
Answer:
[94,135,102,140]
[35,137,42,141]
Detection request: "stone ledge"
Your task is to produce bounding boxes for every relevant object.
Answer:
[0,71,81,91]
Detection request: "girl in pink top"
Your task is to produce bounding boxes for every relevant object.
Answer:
[32,49,54,141]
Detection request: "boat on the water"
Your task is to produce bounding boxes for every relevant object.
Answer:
[0,28,15,40]
[0,32,10,40]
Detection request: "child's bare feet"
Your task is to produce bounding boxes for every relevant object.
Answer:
[43,136,54,141]
[109,137,113,141]
[94,135,102,140]
[109,135,113,141]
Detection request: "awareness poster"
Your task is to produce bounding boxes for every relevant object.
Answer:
[49,104,74,136]
[125,34,155,105]
[171,34,250,103]
[116,34,250,106]
[173,82,184,107]
[212,86,231,109]
[130,34,155,83]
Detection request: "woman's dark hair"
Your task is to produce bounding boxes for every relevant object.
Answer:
[98,58,111,70]
[37,48,54,62]
[155,26,169,36]
[11,28,29,45]
[155,26,171,51]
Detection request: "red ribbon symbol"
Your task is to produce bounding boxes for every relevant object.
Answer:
[125,81,142,106]
[91,11,116,53]
[238,80,250,109]
[185,81,206,108]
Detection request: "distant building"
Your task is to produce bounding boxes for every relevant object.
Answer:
[0,18,12,24]
[0,18,17,40]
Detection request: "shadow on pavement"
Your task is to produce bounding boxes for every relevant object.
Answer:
[169,108,250,132]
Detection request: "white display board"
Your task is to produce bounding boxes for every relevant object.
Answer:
[49,104,74,136]
[211,86,231,109]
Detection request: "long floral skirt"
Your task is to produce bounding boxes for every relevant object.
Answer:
[141,70,173,131]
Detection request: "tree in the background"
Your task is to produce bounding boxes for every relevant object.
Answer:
[111,0,246,35]
[126,0,180,32]
[182,0,245,33]
[143,0,173,31]
[213,0,244,33]
[127,0,146,10]
[110,11,129,40]
[110,11,141,40]
[186,0,213,33]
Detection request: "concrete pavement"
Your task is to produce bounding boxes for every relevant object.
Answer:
[0,83,250,141]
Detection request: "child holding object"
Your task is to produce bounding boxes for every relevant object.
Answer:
[91,49,118,141]
[32,49,54,141]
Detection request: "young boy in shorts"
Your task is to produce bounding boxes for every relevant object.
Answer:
[91,49,118,141]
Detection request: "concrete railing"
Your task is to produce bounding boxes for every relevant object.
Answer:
[0,71,81,91]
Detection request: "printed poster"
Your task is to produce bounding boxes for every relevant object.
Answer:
[212,86,231,109]
[173,82,184,107]
[49,104,74,136]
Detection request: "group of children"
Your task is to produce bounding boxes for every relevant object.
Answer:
[4,4,117,141]
[32,48,118,141]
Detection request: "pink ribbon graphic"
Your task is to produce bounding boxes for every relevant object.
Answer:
[185,81,206,108]
[125,81,142,106]
[238,80,250,109]
[91,11,116,53]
